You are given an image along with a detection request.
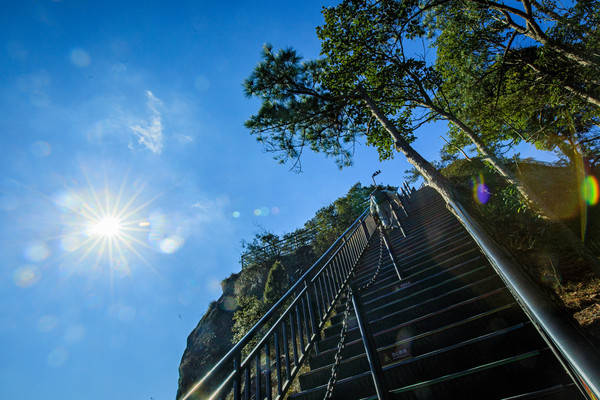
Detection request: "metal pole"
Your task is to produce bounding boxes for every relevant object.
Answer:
[380,228,402,281]
[371,170,381,186]
[351,287,390,400]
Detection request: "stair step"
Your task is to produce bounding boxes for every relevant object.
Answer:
[287,187,582,400]
[302,314,533,390]
[387,349,578,400]
[310,302,525,370]
[319,286,512,352]
[331,262,496,329]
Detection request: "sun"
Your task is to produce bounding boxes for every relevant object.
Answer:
[54,174,159,274]
[88,216,122,238]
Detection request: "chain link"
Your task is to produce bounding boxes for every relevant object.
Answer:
[322,228,385,399]
[358,228,384,293]
[323,286,352,400]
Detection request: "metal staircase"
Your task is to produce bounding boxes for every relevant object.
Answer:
[291,188,586,399]
[179,186,600,400]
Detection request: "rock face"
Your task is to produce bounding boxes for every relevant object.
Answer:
[175,183,372,399]
[176,264,271,399]
[176,247,316,399]
[176,295,235,399]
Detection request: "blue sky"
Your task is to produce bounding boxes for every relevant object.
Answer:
[0,1,557,399]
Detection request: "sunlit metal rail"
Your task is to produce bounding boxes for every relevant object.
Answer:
[180,203,379,400]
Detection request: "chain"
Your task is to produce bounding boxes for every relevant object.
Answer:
[322,228,385,399]
[358,228,384,292]
[323,286,353,400]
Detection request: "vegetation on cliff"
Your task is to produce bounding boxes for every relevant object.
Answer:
[176,183,373,398]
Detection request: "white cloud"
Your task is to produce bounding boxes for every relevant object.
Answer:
[69,48,90,67]
[129,90,164,154]
[176,134,194,144]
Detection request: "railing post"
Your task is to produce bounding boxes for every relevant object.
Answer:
[361,219,369,241]
[233,352,241,400]
[265,341,272,400]
[351,287,390,400]
[255,352,262,400]
[304,281,319,354]
[390,207,406,238]
[403,181,412,199]
[380,227,402,281]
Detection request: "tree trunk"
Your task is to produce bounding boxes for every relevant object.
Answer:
[359,90,457,205]
[431,106,543,206]
[361,90,600,276]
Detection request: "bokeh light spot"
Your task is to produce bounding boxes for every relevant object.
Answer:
[232,211,240,218]
[69,48,90,67]
[52,190,81,211]
[24,242,50,262]
[472,174,491,205]
[271,206,280,215]
[253,208,261,216]
[582,175,599,206]
[47,347,68,367]
[13,265,40,288]
[159,235,184,254]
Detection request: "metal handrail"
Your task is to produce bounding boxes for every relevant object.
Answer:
[445,196,600,399]
[180,206,378,400]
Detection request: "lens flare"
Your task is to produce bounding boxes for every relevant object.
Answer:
[472,173,490,205]
[582,175,599,206]
[55,173,158,274]
[13,265,40,288]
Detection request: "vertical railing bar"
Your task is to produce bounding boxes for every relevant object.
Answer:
[320,274,330,310]
[321,273,331,316]
[349,233,356,259]
[300,295,310,348]
[255,352,262,400]
[331,258,342,292]
[351,288,390,400]
[341,249,350,280]
[295,304,305,354]
[290,313,299,366]
[324,271,333,309]
[281,320,291,382]
[244,365,250,400]
[315,277,324,324]
[304,281,319,353]
[342,245,351,274]
[335,257,345,288]
[233,353,241,400]
[326,269,336,308]
[274,331,282,396]
[265,340,272,400]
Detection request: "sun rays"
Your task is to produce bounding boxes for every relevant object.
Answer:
[54,173,159,276]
